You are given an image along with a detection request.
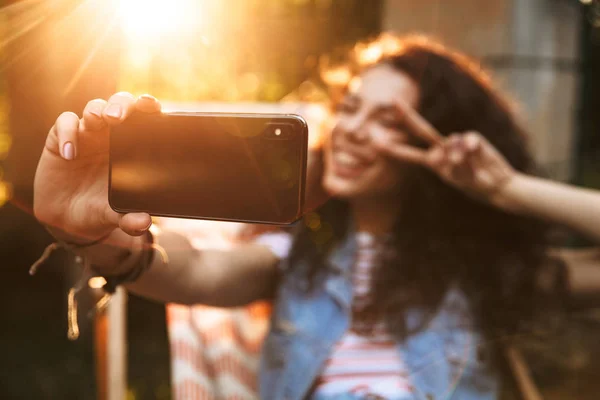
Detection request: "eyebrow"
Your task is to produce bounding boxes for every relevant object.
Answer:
[374,104,399,115]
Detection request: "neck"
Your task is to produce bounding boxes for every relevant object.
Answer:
[350,195,400,235]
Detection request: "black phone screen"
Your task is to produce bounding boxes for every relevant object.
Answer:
[109,112,308,224]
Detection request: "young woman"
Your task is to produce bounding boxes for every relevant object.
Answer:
[34,35,600,399]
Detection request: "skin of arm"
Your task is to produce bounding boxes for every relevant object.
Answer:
[71,227,282,306]
[493,173,600,244]
[493,174,600,301]
[125,229,282,306]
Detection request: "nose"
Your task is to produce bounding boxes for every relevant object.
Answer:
[339,113,370,143]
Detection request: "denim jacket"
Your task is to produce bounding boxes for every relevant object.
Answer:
[259,233,498,400]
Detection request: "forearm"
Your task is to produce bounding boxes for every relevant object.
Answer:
[124,230,281,306]
[495,173,600,243]
[46,226,141,274]
[49,227,281,306]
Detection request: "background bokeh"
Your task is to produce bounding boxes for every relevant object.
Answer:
[0,0,599,399]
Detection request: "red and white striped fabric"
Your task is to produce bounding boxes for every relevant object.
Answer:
[312,232,414,399]
[167,302,270,400]
[313,330,413,398]
[160,219,270,400]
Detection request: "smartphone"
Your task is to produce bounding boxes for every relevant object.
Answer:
[109,111,308,224]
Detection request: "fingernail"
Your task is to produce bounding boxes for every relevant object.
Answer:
[105,104,122,119]
[63,142,74,160]
[466,136,479,151]
[140,94,156,101]
[89,107,102,118]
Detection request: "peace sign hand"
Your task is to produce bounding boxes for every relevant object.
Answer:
[372,100,516,204]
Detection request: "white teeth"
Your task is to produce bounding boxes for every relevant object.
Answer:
[335,151,362,167]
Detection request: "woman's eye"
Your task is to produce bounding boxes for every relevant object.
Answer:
[336,103,356,113]
[380,118,400,128]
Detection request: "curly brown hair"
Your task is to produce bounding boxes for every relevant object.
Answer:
[290,34,559,344]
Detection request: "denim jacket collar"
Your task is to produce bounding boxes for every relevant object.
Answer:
[324,231,356,311]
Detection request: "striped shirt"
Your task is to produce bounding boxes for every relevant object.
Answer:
[256,230,414,399]
[312,232,413,400]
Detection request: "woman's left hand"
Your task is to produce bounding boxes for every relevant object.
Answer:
[372,99,517,204]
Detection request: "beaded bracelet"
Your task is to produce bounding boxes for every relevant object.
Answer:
[30,228,168,340]
[97,230,155,294]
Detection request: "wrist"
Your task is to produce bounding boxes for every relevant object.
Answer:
[97,230,156,293]
[85,230,145,276]
[45,225,114,248]
[44,225,133,270]
[488,172,530,214]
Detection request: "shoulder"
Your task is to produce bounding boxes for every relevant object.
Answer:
[253,230,294,260]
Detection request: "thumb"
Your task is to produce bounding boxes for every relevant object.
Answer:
[118,212,153,236]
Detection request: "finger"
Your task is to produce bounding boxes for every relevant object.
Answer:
[463,131,486,171]
[101,203,122,230]
[373,130,429,165]
[464,131,483,154]
[102,92,137,125]
[135,94,162,113]
[426,146,446,169]
[119,213,153,236]
[460,132,486,175]
[48,112,80,160]
[378,141,428,165]
[448,135,477,182]
[395,99,443,145]
[447,135,465,165]
[82,98,108,131]
[450,153,473,182]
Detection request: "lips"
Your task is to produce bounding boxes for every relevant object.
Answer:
[331,148,375,178]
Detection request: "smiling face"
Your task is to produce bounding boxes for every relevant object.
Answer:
[323,64,420,202]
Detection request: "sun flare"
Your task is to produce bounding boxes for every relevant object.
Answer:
[118,0,201,41]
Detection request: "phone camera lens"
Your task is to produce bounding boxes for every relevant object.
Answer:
[264,124,293,140]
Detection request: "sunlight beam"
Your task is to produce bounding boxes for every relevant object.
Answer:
[62,18,120,96]
[118,0,202,43]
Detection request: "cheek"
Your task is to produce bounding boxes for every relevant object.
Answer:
[370,125,410,144]
[329,117,344,137]
[367,159,404,192]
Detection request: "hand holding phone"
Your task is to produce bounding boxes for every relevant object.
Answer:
[109,111,309,224]
[34,93,159,241]
[34,91,311,252]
